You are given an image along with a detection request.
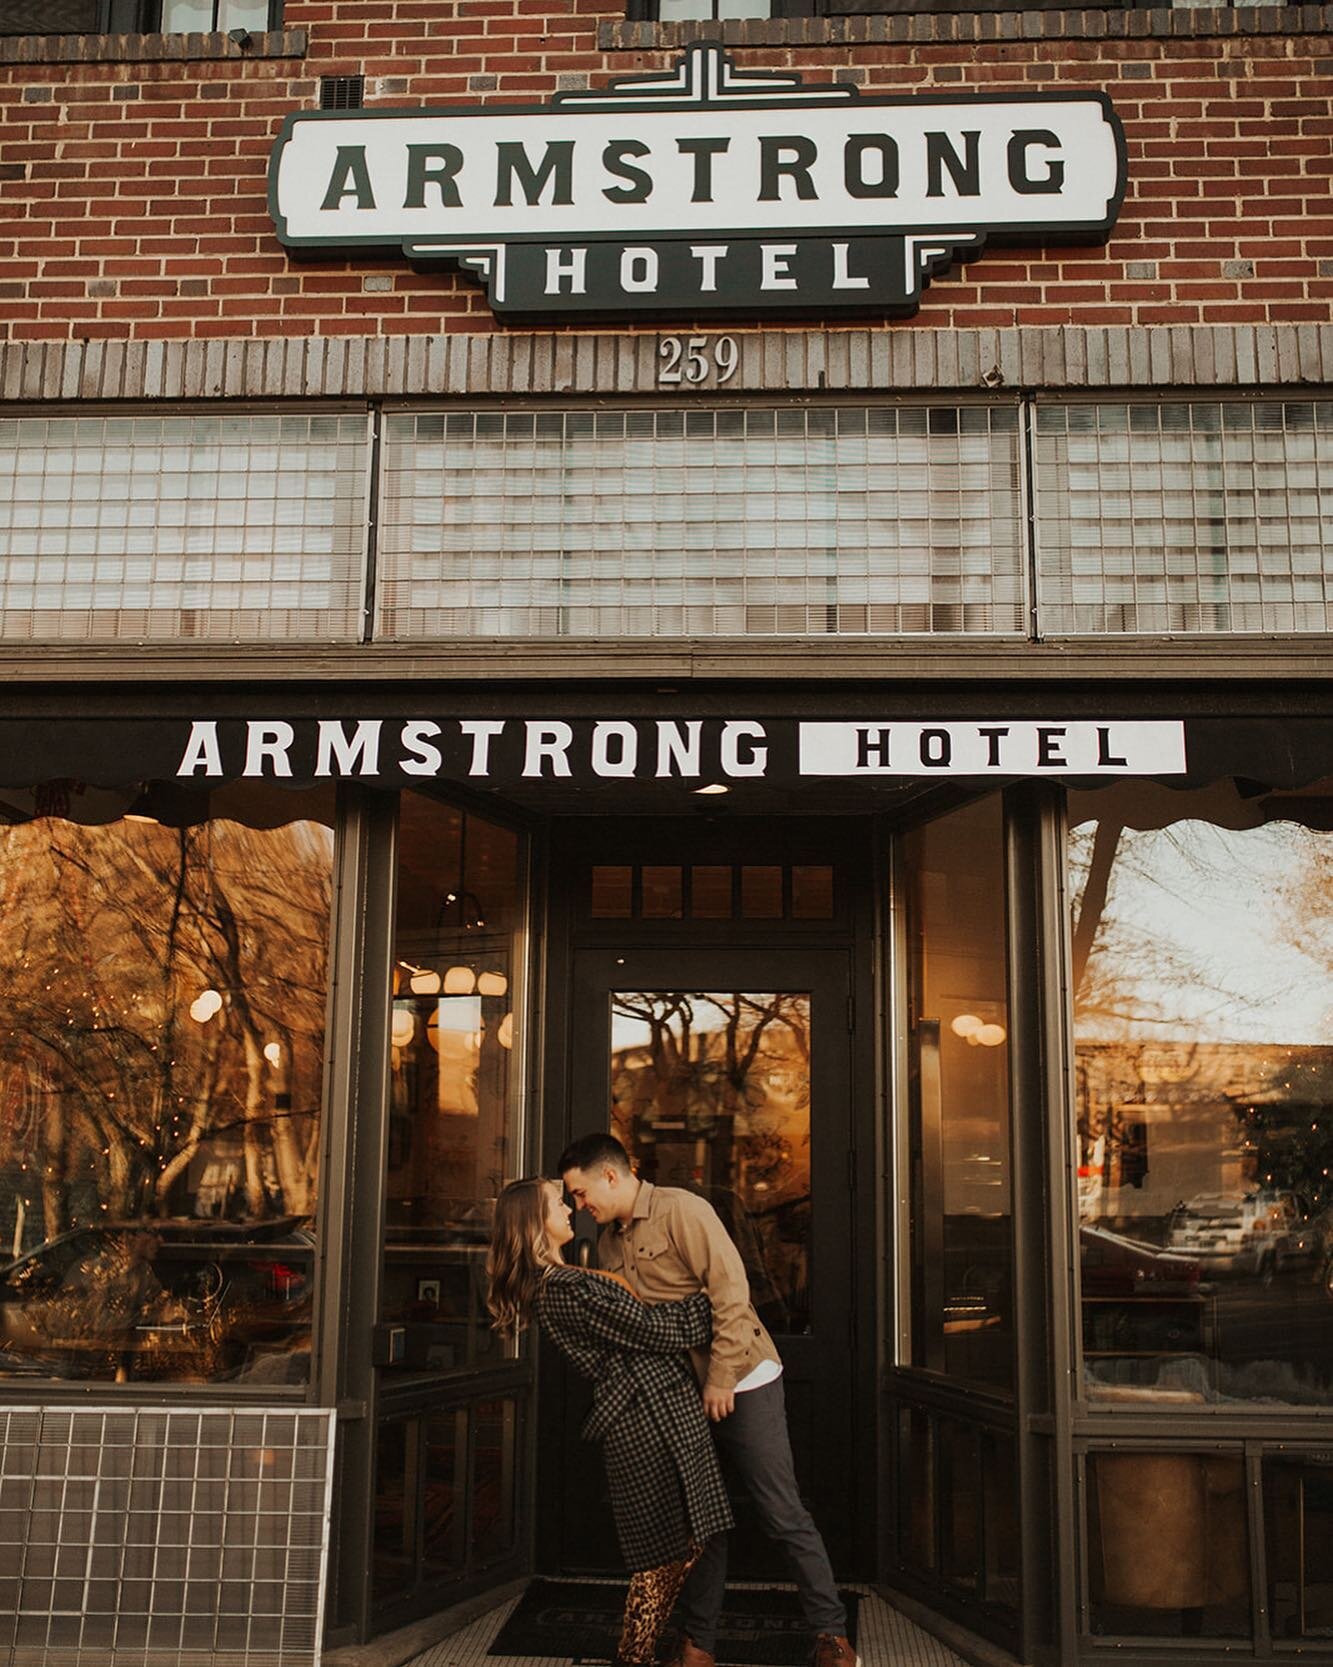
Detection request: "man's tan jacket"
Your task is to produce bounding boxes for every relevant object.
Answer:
[597,1179,781,1394]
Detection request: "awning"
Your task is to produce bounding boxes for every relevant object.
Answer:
[0,714,1328,801]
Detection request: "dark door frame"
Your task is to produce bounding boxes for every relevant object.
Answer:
[536,816,879,1582]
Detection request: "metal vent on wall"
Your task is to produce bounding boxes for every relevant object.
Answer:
[0,1405,336,1667]
[319,76,364,110]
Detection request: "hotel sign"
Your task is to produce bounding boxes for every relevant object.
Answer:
[164,718,1184,784]
[267,44,1127,320]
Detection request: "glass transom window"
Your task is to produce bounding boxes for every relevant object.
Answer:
[1034,400,1333,635]
[376,405,1025,639]
[0,414,369,643]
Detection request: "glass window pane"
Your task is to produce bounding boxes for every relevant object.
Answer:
[590,865,632,919]
[791,865,835,919]
[1264,1456,1333,1639]
[612,991,811,1335]
[383,799,524,1378]
[161,0,214,26]
[421,1410,465,1580]
[902,797,1013,1392]
[0,413,367,643]
[939,1419,980,1592]
[640,866,682,920]
[470,1399,517,1563]
[1070,780,1333,1407]
[897,1405,935,1573]
[740,866,783,919]
[0,791,333,1387]
[372,1419,413,1604]
[690,866,732,919]
[1087,1452,1250,1638]
[375,404,1025,639]
[217,0,271,27]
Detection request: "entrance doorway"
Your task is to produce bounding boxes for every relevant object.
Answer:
[538,823,876,1583]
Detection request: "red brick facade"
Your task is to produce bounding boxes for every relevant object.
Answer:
[1,6,1331,342]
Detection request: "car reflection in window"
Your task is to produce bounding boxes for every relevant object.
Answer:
[0,1218,313,1385]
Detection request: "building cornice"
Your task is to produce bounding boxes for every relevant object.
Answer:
[2,325,1332,404]
[0,638,1330,687]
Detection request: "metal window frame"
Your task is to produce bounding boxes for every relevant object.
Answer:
[97,0,284,30]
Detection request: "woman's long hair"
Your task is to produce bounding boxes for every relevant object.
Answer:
[486,1176,561,1339]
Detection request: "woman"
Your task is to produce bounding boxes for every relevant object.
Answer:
[487,1177,733,1667]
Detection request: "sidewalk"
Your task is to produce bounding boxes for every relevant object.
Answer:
[400,1585,973,1667]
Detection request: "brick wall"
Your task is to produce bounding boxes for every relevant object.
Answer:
[1,1,1331,342]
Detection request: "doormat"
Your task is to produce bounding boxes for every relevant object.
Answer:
[487,1579,860,1665]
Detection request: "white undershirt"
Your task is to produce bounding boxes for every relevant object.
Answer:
[733,1357,784,1393]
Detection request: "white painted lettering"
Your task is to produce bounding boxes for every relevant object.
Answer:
[177,720,223,778]
[545,247,587,295]
[315,718,382,777]
[655,720,703,778]
[591,721,639,777]
[399,720,444,777]
[721,720,768,778]
[243,721,295,778]
[690,245,728,292]
[459,719,506,776]
[831,242,870,290]
[760,244,798,291]
[620,247,658,292]
[523,721,574,778]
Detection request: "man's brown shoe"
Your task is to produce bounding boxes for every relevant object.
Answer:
[812,1634,860,1667]
[660,1634,715,1667]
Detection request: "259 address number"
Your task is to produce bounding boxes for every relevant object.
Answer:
[658,335,739,386]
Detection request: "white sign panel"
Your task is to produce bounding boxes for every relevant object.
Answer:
[798,721,1187,776]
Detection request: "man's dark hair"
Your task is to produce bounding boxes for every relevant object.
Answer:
[558,1132,632,1177]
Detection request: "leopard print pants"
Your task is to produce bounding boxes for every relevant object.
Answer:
[616,1542,702,1665]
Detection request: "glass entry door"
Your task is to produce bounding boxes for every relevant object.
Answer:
[557,947,859,1575]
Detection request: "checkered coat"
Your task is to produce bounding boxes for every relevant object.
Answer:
[535,1264,734,1571]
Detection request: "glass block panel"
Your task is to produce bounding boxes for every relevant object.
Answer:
[1034,399,1333,634]
[376,405,1026,639]
[0,414,369,642]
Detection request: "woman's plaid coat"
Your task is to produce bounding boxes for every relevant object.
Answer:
[535,1264,733,1570]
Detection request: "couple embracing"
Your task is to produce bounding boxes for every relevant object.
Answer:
[486,1133,857,1667]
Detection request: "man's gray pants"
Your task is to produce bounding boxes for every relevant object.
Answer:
[676,1376,846,1650]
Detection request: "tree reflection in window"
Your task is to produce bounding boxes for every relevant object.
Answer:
[1069,780,1333,1406]
[0,792,332,1385]
[610,990,812,1335]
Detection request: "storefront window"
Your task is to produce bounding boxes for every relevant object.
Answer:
[0,786,334,1385]
[381,796,524,1376]
[1070,781,1333,1406]
[902,796,1013,1392]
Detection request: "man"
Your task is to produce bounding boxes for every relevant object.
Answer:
[559,1132,858,1667]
